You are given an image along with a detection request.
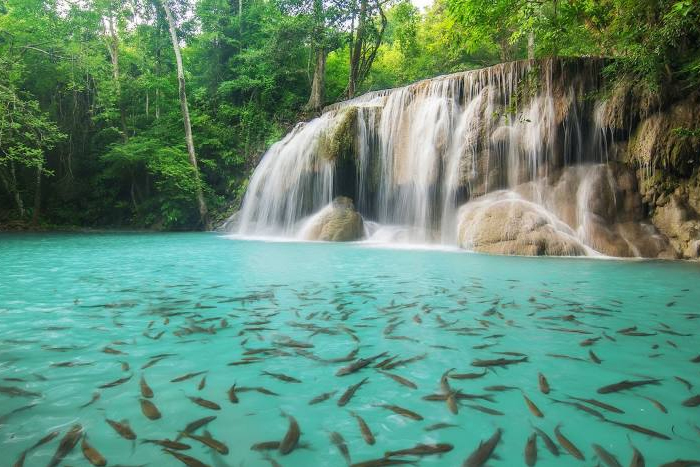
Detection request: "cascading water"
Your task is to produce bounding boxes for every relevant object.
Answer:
[230,58,671,257]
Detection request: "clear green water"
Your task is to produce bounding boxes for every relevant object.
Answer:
[1,233,699,467]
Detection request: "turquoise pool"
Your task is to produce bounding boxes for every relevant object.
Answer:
[0,233,699,466]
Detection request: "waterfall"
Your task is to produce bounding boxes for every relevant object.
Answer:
[228,58,670,257]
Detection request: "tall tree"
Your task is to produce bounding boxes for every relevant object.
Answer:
[160,0,209,229]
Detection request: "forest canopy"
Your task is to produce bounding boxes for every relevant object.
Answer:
[1,0,698,229]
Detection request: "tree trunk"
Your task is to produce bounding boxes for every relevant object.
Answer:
[528,31,535,60]
[162,0,210,229]
[306,49,326,112]
[32,163,41,226]
[106,12,129,141]
[348,0,366,98]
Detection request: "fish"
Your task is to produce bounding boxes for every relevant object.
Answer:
[0,385,41,398]
[658,461,700,467]
[675,376,693,391]
[350,458,417,467]
[592,443,622,467]
[309,390,337,405]
[98,374,133,389]
[465,404,504,416]
[351,411,375,445]
[80,392,101,409]
[531,426,559,456]
[597,379,661,394]
[187,396,221,410]
[338,378,369,407]
[551,399,604,419]
[163,449,210,467]
[106,418,136,440]
[538,373,550,394]
[140,375,154,398]
[484,385,518,391]
[603,419,670,440]
[589,350,602,364]
[336,352,388,376]
[140,398,162,420]
[568,396,624,414]
[82,435,107,466]
[471,357,528,367]
[629,443,645,467]
[261,371,302,383]
[376,404,423,420]
[524,433,537,466]
[379,371,417,389]
[178,416,217,440]
[47,424,83,467]
[102,346,126,355]
[383,353,427,371]
[142,439,191,450]
[385,443,453,457]
[184,431,229,455]
[228,384,239,403]
[171,371,207,383]
[523,394,544,417]
[554,425,584,460]
[198,376,207,390]
[463,427,502,467]
[330,431,351,464]
[424,422,459,431]
[449,370,487,380]
[641,395,667,413]
[682,394,700,407]
[279,411,300,455]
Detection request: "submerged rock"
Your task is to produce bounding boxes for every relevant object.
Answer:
[299,197,365,242]
[457,192,587,256]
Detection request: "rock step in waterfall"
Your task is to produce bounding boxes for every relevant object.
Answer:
[226,58,700,259]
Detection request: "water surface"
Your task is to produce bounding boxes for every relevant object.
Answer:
[1,233,699,466]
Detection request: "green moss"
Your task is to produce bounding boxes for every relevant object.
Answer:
[318,106,359,162]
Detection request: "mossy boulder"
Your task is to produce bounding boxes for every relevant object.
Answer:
[300,197,364,242]
[318,107,358,162]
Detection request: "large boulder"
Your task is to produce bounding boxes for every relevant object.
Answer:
[457,192,587,256]
[299,197,365,242]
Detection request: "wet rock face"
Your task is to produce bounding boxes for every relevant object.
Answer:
[652,192,700,258]
[300,197,365,242]
[457,193,587,256]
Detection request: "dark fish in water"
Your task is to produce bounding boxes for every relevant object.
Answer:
[350,458,417,467]
[579,337,601,346]
[641,395,667,413]
[424,422,458,431]
[692,355,700,363]
[376,404,423,420]
[261,371,301,383]
[383,353,427,370]
[106,419,136,440]
[102,346,126,355]
[524,433,537,466]
[228,384,239,403]
[682,394,700,407]
[597,379,661,394]
[603,419,670,440]
[449,370,487,380]
[98,374,132,389]
[251,441,280,451]
[484,385,518,392]
[198,376,206,390]
[336,352,388,376]
[309,390,337,405]
[658,461,700,467]
[629,443,645,467]
[551,399,604,419]
[471,357,528,367]
[140,398,162,420]
[538,373,550,394]
[351,411,375,445]
[465,404,504,416]
[589,350,602,364]
[184,431,229,455]
[187,396,221,410]
[82,435,107,466]
[380,371,417,389]
[143,439,191,450]
[440,368,454,394]
[568,396,624,414]
[178,416,216,440]
[163,448,210,467]
[140,375,154,398]
[338,378,369,407]
[80,392,101,409]
[592,443,622,467]
[120,361,130,372]
[463,427,502,467]
[547,353,587,362]
[171,371,207,383]
[385,443,453,457]
[675,376,693,391]
[47,424,83,467]
[330,431,351,464]
[0,385,41,398]
[237,386,279,396]
[554,425,584,460]
[523,394,544,417]
[531,426,559,456]
[279,411,300,455]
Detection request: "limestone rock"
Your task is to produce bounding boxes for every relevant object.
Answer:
[457,192,587,256]
[300,197,364,242]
